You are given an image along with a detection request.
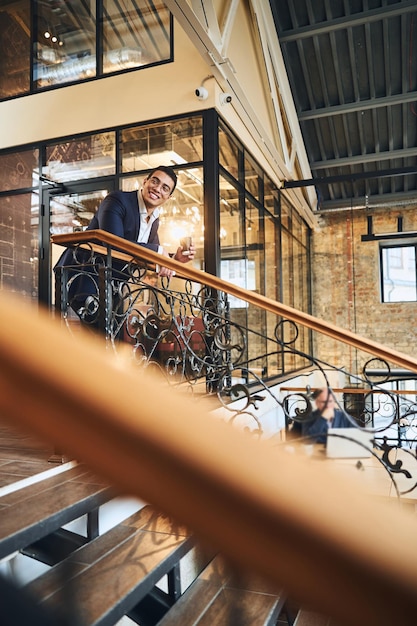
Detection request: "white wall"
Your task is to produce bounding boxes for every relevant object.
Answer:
[0,26,209,150]
[0,8,290,199]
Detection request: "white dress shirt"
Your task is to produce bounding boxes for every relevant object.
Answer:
[137,190,161,249]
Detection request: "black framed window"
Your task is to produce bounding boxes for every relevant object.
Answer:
[0,0,31,99]
[380,244,417,303]
[0,0,173,100]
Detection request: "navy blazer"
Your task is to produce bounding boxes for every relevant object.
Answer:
[86,190,160,249]
[54,190,160,315]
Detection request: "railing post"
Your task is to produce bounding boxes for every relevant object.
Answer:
[54,265,63,318]
[97,244,115,340]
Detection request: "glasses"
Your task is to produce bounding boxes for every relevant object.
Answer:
[147,176,173,196]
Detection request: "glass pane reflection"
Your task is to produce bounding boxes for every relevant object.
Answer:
[0,0,30,98]
[103,0,171,72]
[219,124,239,179]
[0,192,39,300]
[44,133,116,183]
[0,149,39,192]
[121,118,203,173]
[34,0,96,88]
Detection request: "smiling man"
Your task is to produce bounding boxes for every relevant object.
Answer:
[54,165,195,322]
[84,165,195,276]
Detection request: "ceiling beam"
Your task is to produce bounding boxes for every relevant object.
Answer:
[283,166,417,189]
[191,0,222,48]
[249,0,318,215]
[299,91,417,120]
[318,189,417,211]
[278,0,417,42]
[311,148,417,170]
[218,0,239,57]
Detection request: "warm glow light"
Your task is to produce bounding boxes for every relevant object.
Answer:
[44,31,51,39]
[171,225,189,240]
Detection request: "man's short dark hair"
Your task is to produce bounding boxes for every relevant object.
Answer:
[148,165,177,194]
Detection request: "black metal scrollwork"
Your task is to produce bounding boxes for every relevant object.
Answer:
[56,246,417,497]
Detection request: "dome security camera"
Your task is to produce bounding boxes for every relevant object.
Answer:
[195,86,208,100]
[219,93,232,105]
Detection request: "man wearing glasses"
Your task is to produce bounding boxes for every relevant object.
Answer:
[54,165,195,322]
[85,165,195,277]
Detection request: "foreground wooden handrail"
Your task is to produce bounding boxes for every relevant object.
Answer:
[1,290,417,626]
[52,229,417,374]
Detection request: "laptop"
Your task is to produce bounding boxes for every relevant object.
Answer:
[326,428,373,459]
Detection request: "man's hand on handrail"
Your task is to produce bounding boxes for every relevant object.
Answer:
[158,243,196,278]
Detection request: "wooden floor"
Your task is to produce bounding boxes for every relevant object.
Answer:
[0,419,56,491]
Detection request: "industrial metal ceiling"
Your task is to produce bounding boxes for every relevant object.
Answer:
[269,0,417,210]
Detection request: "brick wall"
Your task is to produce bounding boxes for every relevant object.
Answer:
[311,205,417,374]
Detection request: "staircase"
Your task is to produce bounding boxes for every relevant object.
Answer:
[0,435,289,626]
[3,239,417,625]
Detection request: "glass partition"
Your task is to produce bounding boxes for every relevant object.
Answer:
[44,133,116,183]
[0,110,312,379]
[245,197,267,375]
[219,124,239,179]
[0,192,39,299]
[244,153,261,201]
[34,0,97,88]
[0,149,39,192]
[121,118,203,173]
[1,0,173,99]
[265,211,280,376]
[103,0,171,73]
[0,0,31,99]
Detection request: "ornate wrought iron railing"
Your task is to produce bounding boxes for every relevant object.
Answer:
[52,230,417,498]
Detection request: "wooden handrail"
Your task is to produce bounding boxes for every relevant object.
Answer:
[1,289,417,626]
[52,229,417,374]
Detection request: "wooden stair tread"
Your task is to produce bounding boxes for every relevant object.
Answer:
[158,556,285,626]
[26,505,194,626]
[0,464,113,559]
[294,609,340,626]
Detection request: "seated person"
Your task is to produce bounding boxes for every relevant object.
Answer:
[302,388,355,444]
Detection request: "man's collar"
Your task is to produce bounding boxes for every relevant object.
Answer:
[138,189,160,219]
